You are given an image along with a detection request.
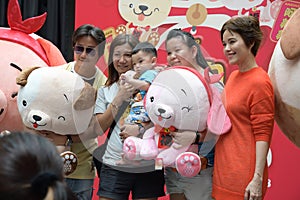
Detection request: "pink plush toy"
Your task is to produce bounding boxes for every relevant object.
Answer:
[123,66,231,177]
[268,8,300,147]
[0,0,66,132]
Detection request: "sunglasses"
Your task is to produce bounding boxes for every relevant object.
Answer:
[74,45,96,56]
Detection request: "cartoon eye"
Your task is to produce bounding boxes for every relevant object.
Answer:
[22,100,27,107]
[181,106,192,112]
[11,92,18,98]
[150,96,154,102]
[58,116,66,121]
[129,3,133,8]
[154,8,159,12]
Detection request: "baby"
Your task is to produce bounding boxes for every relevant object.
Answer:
[118,42,159,165]
[120,41,159,127]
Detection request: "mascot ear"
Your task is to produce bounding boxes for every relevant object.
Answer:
[16,66,40,86]
[37,38,66,66]
[73,83,97,110]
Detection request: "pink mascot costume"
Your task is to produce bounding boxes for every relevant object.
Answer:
[123,66,231,177]
[0,0,66,132]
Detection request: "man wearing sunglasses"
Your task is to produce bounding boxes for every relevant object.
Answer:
[64,24,107,200]
[40,24,107,200]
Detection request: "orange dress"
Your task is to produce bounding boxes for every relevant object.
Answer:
[212,67,274,199]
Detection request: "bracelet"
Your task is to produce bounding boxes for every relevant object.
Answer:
[193,131,201,144]
[110,102,119,110]
[255,172,262,178]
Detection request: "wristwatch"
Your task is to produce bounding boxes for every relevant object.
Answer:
[193,131,201,144]
[65,135,73,147]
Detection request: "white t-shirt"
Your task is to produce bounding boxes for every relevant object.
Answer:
[94,82,155,171]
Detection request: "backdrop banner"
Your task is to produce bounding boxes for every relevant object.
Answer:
[75,1,300,200]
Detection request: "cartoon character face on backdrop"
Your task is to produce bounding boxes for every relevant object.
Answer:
[118,0,172,27]
[0,0,66,132]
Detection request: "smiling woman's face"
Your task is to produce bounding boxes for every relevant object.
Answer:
[112,43,133,75]
[166,36,196,68]
[222,30,251,66]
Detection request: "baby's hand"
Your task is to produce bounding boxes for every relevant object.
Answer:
[155,64,169,72]
[120,74,126,85]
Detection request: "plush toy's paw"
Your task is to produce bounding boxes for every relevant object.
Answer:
[60,151,78,176]
[175,152,201,177]
[123,138,138,160]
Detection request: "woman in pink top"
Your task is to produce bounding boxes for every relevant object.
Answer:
[212,16,275,200]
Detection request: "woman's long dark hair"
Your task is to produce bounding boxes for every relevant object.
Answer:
[105,34,139,87]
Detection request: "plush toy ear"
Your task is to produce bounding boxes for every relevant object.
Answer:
[16,66,40,86]
[207,86,231,135]
[204,68,231,135]
[73,83,97,110]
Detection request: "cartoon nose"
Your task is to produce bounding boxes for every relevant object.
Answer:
[139,5,148,11]
[33,115,42,121]
[158,108,166,114]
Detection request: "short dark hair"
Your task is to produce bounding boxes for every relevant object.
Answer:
[220,16,262,56]
[0,131,74,200]
[132,41,157,57]
[72,24,106,57]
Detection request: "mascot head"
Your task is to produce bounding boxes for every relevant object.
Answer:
[0,0,66,132]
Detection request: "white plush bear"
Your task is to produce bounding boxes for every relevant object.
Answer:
[268,8,300,148]
[123,66,231,177]
[16,66,97,175]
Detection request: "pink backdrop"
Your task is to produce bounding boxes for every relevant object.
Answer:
[75,1,300,199]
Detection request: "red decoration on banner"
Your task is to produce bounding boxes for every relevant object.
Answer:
[270,1,300,42]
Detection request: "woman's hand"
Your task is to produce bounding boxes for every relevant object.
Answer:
[36,130,67,146]
[119,124,139,142]
[171,131,196,149]
[116,82,135,102]
[244,173,263,200]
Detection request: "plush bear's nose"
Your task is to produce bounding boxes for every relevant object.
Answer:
[139,5,148,11]
[158,108,166,114]
[33,115,42,121]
